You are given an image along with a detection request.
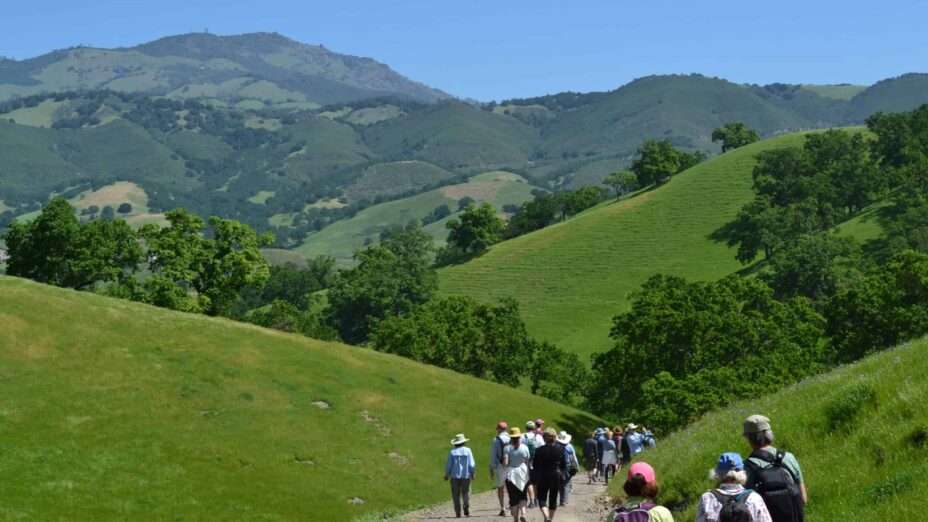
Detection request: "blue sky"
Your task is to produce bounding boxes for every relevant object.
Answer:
[2,0,926,100]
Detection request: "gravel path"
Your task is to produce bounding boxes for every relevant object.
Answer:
[400,475,614,522]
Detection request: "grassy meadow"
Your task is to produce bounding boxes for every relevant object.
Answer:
[610,338,928,520]
[440,133,816,359]
[296,172,538,264]
[0,276,600,520]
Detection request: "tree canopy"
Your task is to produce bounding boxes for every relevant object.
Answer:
[711,122,760,152]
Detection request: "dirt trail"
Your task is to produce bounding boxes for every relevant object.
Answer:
[400,475,613,522]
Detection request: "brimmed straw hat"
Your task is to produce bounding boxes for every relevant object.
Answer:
[450,433,469,445]
[556,431,572,444]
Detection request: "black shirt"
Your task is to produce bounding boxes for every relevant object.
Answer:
[533,443,566,480]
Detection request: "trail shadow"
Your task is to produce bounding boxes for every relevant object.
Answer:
[552,411,607,438]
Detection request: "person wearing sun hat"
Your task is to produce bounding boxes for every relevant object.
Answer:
[696,452,772,522]
[445,433,476,518]
[503,427,531,522]
[556,431,579,506]
[609,462,674,522]
[490,421,512,516]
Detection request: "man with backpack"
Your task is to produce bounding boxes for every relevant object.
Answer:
[696,452,772,522]
[490,421,511,517]
[742,415,806,522]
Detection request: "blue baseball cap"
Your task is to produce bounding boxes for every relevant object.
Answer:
[594,428,604,436]
[716,452,744,473]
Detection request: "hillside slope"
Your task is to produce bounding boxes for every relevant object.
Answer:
[440,133,812,359]
[0,276,599,520]
[619,338,928,520]
[0,32,448,104]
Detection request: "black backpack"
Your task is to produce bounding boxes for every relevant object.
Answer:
[745,450,805,522]
[710,490,752,522]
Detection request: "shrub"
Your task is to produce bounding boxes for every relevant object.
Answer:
[824,382,876,432]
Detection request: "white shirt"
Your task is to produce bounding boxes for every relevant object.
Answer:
[695,483,772,522]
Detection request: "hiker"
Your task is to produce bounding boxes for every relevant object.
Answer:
[444,433,476,518]
[601,430,618,484]
[742,415,806,522]
[612,426,625,462]
[536,418,546,434]
[609,462,674,522]
[556,430,580,506]
[596,428,607,480]
[523,420,544,507]
[625,424,655,456]
[504,427,532,522]
[695,452,772,522]
[490,421,512,517]
[584,431,599,484]
[533,428,567,522]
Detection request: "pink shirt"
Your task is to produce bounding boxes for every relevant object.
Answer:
[695,484,772,522]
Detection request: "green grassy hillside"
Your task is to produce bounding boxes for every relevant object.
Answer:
[296,171,539,264]
[613,338,928,520]
[342,161,458,203]
[364,101,539,171]
[0,276,599,520]
[440,133,812,359]
[539,75,813,159]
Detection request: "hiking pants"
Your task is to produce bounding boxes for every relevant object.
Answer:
[450,478,471,515]
[559,475,572,504]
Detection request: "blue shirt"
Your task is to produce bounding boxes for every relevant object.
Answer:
[445,446,476,479]
[625,431,654,456]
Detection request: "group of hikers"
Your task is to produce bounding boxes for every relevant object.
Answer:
[443,414,806,522]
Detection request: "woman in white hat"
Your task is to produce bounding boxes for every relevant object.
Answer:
[504,427,531,522]
[445,433,476,518]
[556,431,579,506]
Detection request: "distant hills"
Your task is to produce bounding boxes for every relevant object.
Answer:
[0,34,926,251]
[0,32,449,105]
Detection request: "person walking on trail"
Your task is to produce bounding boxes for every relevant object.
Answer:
[556,431,579,506]
[595,428,607,481]
[624,423,655,457]
[610,462,674,522]
[490,421,512,517]
[601,430,618,484]
[583,431,599,484]
[503,427,531,522]
[696,452,772,522]
[535,418,546,435]
[742,415,806,522]
[445,433,476,518]
[533,428,567,522]
[522,420,544,507]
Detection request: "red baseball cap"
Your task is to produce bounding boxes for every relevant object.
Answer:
[536,418,545,426]
[496,421,508,430]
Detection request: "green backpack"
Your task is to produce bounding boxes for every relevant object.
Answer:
[526,434,538,458]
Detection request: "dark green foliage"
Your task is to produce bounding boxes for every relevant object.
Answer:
[602,171,637,198]
[137,209,274,316]
[561,185,608,217]
[631,139,705,186]
[867,105,928,253]
[723,129,883,264]
[762,234,864,301]
[528,341,590,406]
[247,299,339,341]
[4,197,142,289]
[446,203,504,254]
[505,194,560,238]
[711,122,760,152]
[420,204,451,226]
[590,274,826,431]
[457,197,476,211]
[823,383,876,432]
[826,250,928,362]
[117,203,132,214]
[327,222,436,344]
[371,296,532,387]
